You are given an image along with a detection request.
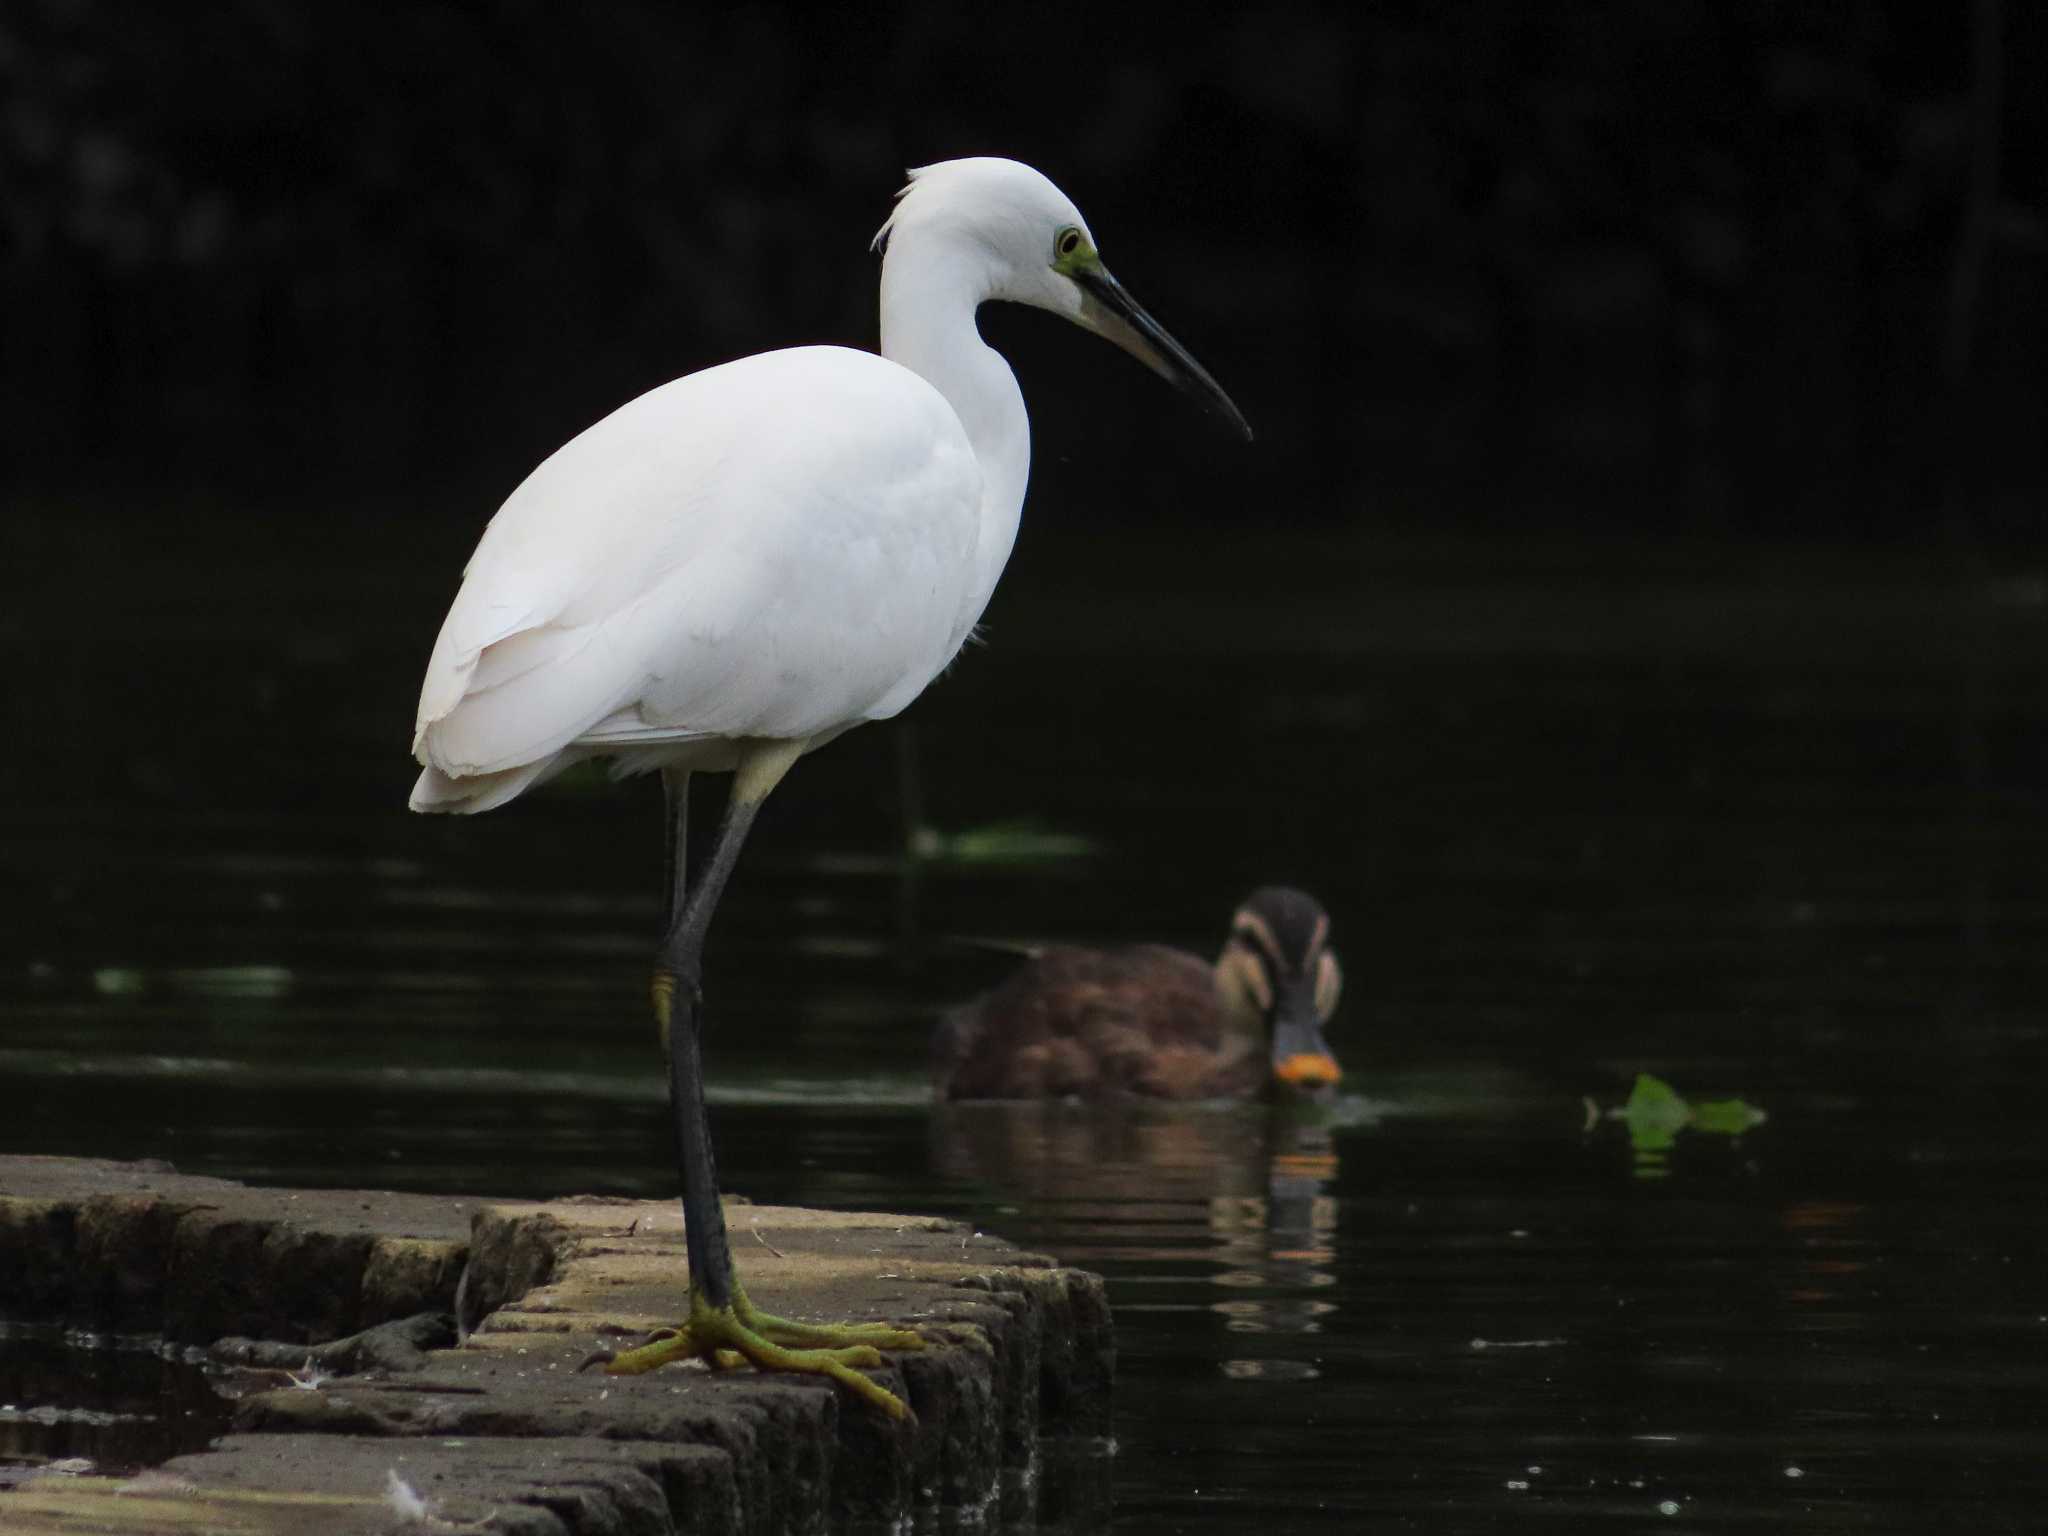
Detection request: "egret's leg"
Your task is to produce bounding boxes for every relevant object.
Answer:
[653,768,689,1051]
[654,744,798,1313]
[594,739,924,1417]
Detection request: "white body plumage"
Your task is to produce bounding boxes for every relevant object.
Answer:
[411,346,988,811]
[410,156,1242,815]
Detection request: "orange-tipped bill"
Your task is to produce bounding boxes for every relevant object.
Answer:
[1273,1052,1343,1090]
[1268,984,1342,1101]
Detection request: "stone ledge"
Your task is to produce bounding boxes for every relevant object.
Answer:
[0,1156,1114,1532]
[0,1156,474,1342]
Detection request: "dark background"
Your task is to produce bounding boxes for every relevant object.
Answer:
[6,15,2047,1522]
[6,0,2042,544]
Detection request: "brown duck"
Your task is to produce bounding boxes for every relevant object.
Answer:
[933,887,1344,1100]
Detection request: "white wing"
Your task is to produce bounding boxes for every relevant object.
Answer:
[412,345,983,810]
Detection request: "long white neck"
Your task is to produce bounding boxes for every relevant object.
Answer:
[878,237,1029,635]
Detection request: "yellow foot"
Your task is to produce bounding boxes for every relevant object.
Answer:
[731,1279,926,1355]
[583,1285,924,1420]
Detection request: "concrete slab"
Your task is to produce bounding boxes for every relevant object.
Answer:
[0,1156,473,1341]
[3,1432,722,1535]
[0,1157,1114,1532]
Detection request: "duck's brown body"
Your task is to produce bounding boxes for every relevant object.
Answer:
[933,942,1265,1101]
[932,887,1345,1103]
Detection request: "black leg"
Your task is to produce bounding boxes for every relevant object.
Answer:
[651,741,802,1313]
[598,739,923,1416]
[661,768,690,932]
[653,769,690,1050]
[654,787,764,1313]
[663,984,733,1308]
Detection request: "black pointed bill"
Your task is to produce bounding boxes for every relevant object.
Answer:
[1073,266,1252,441]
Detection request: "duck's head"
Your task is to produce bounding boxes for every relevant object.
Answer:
[1215,887,1344,1099]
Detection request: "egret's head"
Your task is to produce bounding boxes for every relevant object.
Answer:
[1215,886,1345,1100]
[876,157,1251,439]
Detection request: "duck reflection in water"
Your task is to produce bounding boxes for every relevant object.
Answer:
[930,1103,1345,1363]
[931,887,1344,1101]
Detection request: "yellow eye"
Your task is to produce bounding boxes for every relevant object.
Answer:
[1055,227,1083,260]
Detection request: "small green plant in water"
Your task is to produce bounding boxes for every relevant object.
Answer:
[909,820,1094,866]
[1586,1072,1767,1179]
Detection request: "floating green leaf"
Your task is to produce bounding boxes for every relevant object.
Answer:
[911,821,1095,866]
[1621,1072,1690,1152]
[1604,1072,1766,1169]
[1691,1096,1768,1135]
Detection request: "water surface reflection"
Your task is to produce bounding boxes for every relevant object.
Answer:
[3,520,2045,1529]
[936,1104,1349,1374]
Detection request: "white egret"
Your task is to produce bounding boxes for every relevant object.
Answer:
[409,157,1248,1417]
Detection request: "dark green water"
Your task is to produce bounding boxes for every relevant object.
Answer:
[3,513,2045,1530]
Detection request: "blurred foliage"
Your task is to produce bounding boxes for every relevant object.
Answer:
[909,820,1095,866]
[1622,1070,1766,1138]
[2,0,2041,536]
[1597,1072,1768,1179]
